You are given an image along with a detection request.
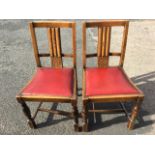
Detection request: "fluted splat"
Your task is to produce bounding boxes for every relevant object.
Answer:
[48,28,63,68]
[97,27,111,67]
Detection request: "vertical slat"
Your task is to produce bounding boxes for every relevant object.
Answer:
[29,23,41,67]
[72,23,76,68]
[105,27,111,56]
[119,21,129,67]
[103,26,111,67]
[97,27,103,57]
[82,23,86,69]
[47,28,54,66]
[98,27,104,67]
[55,28,61,57]
[51,28,57,57]
[98,27,111,67]
[102,27,106,57]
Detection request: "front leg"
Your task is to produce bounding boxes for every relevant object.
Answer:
[82,100,89,132]
[17,98,37,129]
[71,100,79,131]
[127,98,143,130]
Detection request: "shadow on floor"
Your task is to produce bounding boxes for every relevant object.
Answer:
[37,103,70,129]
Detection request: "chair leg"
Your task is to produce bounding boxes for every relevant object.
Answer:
[71,101,79,131]
[17,99,37,129]
[82,100,89,132]
[127,98,143,130]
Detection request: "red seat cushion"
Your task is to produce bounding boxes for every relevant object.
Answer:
[21,68,74,97]
[85,67,139,96]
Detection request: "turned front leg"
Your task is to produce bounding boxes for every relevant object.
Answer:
[127,98,143,130]
[82,100,89,131]
[17,99,36,129]
[71,101,79,131]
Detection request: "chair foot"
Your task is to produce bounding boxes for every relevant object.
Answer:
[28,120,37,129]
[82,124,89,132]
[74,124,81,132]
[127,121,135,130]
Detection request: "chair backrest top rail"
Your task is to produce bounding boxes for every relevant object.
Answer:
[31,21,75,28]
[84,20,129,27]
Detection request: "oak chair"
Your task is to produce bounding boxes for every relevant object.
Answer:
[82,20,144,131]
[16,21,79,131]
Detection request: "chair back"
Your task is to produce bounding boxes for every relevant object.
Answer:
[29,21,76,68]
[82,20,129,68]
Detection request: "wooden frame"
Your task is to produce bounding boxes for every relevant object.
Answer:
[82,20,144,131]
[16,21,79,131]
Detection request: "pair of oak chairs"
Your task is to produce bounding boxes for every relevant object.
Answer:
[16,20,144,132]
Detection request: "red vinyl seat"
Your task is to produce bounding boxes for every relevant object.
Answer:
[21,68,74,97]
[85,67,139,96]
